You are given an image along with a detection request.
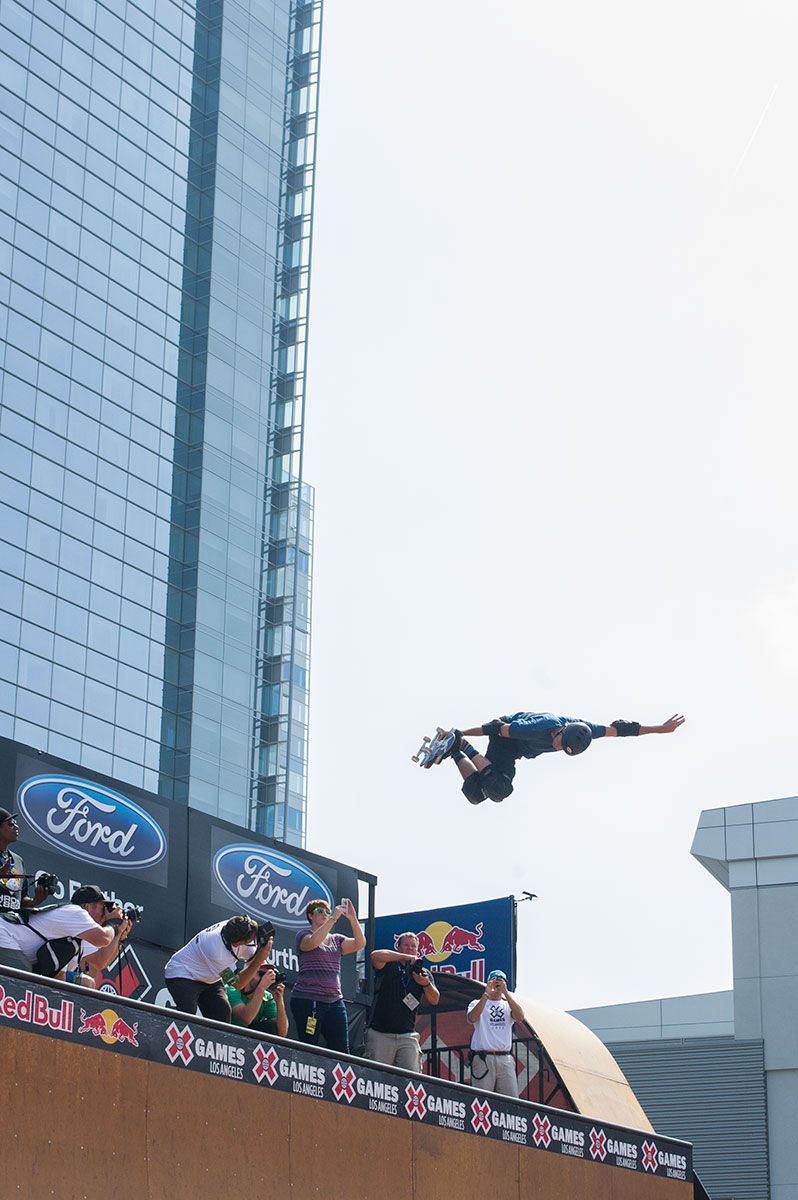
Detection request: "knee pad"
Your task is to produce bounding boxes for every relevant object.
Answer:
[480,768,514,803]
[462,773,487,805]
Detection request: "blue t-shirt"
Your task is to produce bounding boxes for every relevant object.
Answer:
[503,712,606,759]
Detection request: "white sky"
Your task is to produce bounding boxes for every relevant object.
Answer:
[301,0,798,1010]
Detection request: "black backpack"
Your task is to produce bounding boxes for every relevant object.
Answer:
[0,906,83,977]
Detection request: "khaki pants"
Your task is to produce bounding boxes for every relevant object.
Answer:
[364,1028,422,1073]
[470,1052,519,1097]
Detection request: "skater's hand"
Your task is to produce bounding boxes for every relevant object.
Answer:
[659,714,685,734]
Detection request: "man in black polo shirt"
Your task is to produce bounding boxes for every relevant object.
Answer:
[365,932,440,1072]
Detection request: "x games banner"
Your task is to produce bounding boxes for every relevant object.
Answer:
[0,968,693,1184]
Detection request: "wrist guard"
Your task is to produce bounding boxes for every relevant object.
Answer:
[611,720,640,737]
[482,719,504,736]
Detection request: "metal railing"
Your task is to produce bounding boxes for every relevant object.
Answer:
[423,1034,564,1105]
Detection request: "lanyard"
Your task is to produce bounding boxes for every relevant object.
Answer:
[400,963,415,993]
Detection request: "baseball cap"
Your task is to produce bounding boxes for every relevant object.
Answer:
[0,807,18,823]
[71,884,113,905]
[487,969,507,981]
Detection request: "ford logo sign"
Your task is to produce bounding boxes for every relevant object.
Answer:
[17,775,167,870]
[213,844,333,927]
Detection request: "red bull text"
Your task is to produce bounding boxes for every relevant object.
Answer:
[0,985,73,1031]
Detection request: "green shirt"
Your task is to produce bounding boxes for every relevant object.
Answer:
[226,984,277,1028]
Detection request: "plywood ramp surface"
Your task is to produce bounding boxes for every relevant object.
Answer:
[3,1025,689,1200]
[519,996,655,1130]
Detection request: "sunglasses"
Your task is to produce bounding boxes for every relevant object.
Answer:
[311,907,332,916]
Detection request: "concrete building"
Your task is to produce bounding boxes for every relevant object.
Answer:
[572,796,798,1200]
[0,0,321,843]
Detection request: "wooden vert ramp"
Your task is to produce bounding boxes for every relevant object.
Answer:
[4,1022,690,1200]
[519,996,655,1129]
[0,968,695,1199]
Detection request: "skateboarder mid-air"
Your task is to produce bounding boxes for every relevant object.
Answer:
[414,712,685,805]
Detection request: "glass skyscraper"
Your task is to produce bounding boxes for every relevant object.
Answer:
[0,0,320,845]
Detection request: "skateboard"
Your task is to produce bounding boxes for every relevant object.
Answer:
[412,727,458,768]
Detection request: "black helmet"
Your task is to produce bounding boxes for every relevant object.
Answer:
[561,722,593,756]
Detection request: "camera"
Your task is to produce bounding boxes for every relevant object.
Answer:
[271,969,287,986]
[256,921,276,947]
[411,959,428,976]
[36,872,59,895]
[124,903,144,923]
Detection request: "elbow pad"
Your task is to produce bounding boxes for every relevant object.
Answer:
[611,720,641,737]
[482,719,504,736]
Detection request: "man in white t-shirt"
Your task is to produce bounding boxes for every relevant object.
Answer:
[164,916,273,1023]
[466,969,525,1098]
[0,883,118,974]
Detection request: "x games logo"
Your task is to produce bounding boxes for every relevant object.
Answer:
[590,1127,607,1161]
[405,1082,426,1119]
[253,1044,280,1085]
[471,1098,491,1135]
[532,1113,551,1148]
[642,1140,658,1172]
[332,1063,356,1103]
[165,1022,193,1065]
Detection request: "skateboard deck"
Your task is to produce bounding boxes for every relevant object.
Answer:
[412,727,457,768]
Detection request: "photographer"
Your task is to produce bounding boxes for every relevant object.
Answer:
[227,964,289,1037]
[164,916,273,1023]
[0,883,120,975]
[0,807,58,911]
[71,898,136,987]
[365,933,440,1072]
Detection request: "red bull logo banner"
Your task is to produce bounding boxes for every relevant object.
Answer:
[372,896,515,987]
[77,1007,140,1047]
[0,968,692,1183]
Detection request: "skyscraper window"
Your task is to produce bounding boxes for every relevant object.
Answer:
[0,0,321,845]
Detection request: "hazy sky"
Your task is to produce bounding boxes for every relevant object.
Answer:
[301,0,798,1010]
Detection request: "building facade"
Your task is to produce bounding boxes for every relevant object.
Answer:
[571,796,798,1200]
[0,0,320,843]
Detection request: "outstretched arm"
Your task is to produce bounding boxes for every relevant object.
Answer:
[608,714,685,738]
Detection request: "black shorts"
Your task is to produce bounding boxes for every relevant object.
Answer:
[462,766,515,805]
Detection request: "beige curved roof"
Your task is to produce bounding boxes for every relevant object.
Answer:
[517,995,654,1132]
